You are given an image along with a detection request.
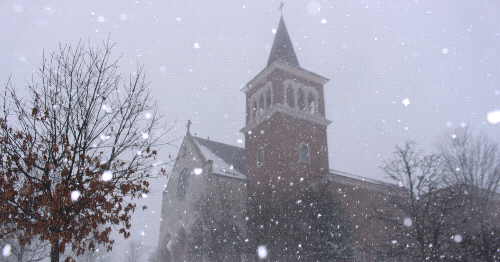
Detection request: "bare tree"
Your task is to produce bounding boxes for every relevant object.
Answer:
[247,181,353,261]
[189,180,244,262]
[123,241,148,262]
[438,128,500,261]
[439,127,500,192]
[1,235,49,262]
[285,181,354,261]
[376,142,456,261]
[0,41,171,262]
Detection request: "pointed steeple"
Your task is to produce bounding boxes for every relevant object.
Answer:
[267,16,300,68]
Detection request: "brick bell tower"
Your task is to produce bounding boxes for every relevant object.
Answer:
[241,16,331,198]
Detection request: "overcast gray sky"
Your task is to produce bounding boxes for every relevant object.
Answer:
[1,1,500,256]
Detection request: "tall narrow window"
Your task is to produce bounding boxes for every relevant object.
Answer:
[259,94,265,115]
[298,88,306,110]
[252,100,257,119]
[308,92,315,114]
[286,84,295,107]
[299,144,309,162]
[257,148,264,166]
[266,89,272,108]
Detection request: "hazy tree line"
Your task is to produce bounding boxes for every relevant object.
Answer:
[174,179,354,262]
[181,127,500,262]
[376,128,500,261]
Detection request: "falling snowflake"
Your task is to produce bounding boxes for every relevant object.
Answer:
[442,48,449,54]
[141,132,149,139]
[99,134,111,140]
[102,170,113,181]
[194,168,203,175]
[97,16,105,23]
[402,98,410,106]
[487,110,500,124]
[141,193,148,198]
[101,104,112,113]
[145,112,152,119]
[71,191,81,201]
[3,244,12,257]
[307,1,321,15]
[194,43,200,49]
[403,217,413,227]
[321,19,327,24]
[453,234,463,243]
[257,245,268,259]
[119,13,128,21]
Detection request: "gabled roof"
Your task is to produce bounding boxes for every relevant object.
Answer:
[267,16,299,68]
[192,136,246,180]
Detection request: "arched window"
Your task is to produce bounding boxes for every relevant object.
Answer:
[266,89,272,108]
[308,92,315,114]
[298,88,306,110]
[299,144,309,162]
[248,82,273,120]
[286,84,295,107]
[257,148,264,166]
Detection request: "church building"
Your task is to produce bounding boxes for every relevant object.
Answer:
[158,15,394,262]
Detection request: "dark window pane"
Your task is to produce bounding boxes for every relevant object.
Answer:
[257,148,264,166]
[298,88,305,110]
[266,89,271,108]
[252,100,257,119]
[299,144,309,162]
[259,94,264,114]
[308,92,315,114]
[286,85,294,107]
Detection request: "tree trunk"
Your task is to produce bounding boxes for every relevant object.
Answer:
[50,239,59,262]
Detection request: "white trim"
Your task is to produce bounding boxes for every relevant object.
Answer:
[249,81,273,121]
[283,79,320,116]
[240,103,331,133]
[241,60,329,94]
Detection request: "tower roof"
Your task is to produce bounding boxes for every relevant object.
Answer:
[267,16,300,68]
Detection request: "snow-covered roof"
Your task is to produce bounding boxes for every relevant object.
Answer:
[192,136,246,180]
[328,169,394,191]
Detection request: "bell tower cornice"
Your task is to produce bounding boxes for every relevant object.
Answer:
[240,60,329,95]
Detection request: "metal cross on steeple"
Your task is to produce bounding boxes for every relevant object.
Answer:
[278,2,285,17]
